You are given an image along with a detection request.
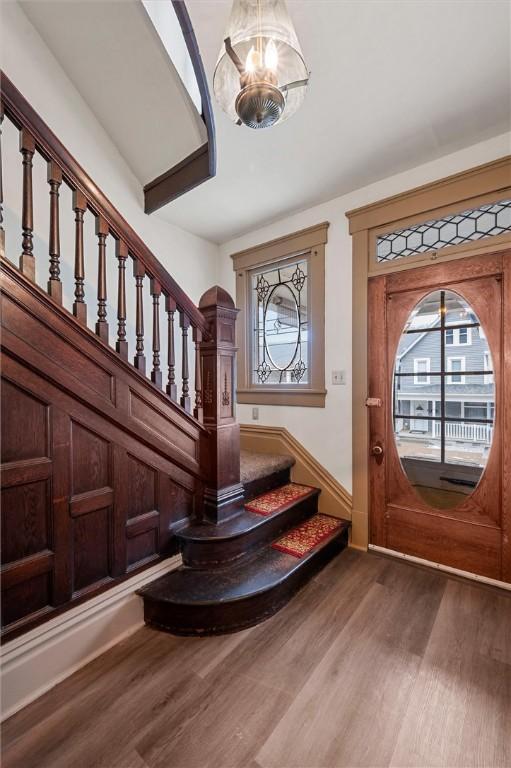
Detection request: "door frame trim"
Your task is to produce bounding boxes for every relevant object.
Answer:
[346,156,511,549]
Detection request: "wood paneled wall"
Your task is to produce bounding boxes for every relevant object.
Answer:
[1,259,203,640]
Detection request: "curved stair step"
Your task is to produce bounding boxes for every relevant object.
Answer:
[178,486,320,568]
[138,516,350,636]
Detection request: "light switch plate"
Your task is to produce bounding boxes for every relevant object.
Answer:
[332,370,346,385]
[252,407,259,420]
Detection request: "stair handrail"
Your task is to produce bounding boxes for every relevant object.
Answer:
[0,72,208,337]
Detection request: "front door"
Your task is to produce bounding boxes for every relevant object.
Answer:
[368,251,510,582]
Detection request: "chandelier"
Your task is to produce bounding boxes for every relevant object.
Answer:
[213,0,309,130]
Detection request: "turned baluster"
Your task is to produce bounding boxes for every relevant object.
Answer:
[133,259,146,374]
[72,190,87,324]
[150,278,162,388]
[95,216,109,343]
[19,128,36,280]
[165,295,177,401]
[180,311,191,412]
[193,326,203,422]
[115,239,128,359]
[47,161,63,303]
[0,103,4,257]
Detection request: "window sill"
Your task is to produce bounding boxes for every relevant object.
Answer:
[236,388,327,407]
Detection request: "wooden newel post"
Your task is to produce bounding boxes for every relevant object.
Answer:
[199,286,244,523]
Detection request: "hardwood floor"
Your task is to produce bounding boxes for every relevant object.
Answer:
[2,550,510,768]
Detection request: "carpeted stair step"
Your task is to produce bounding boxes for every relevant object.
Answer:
[178,483,320,568]
[241,450,295,499]
[138,514,350,636]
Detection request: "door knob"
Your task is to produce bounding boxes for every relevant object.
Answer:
[371,444,384,456]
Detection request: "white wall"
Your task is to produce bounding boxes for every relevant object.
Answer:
[1,1,218,391]
[218,132,511,494]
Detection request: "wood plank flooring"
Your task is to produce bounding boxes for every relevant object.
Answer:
[2,550,510,768]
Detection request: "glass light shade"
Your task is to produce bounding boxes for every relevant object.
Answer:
[213,0,309,129]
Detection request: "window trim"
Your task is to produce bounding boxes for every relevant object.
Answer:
[413,357,431,385]
[232,222,328,407]
[447,355,466,384]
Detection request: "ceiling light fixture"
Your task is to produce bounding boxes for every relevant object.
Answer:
[213,0,309,130]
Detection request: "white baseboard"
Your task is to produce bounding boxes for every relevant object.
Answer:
[368,545,511,591]
[0,555,181,721]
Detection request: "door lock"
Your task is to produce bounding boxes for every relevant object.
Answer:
[371,443,384,456]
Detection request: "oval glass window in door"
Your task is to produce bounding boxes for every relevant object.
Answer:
[393,289,495,510]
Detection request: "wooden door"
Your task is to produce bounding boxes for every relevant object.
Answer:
[368,251,510,582]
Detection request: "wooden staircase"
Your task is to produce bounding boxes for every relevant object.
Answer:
[138,452,350,635]
[0,74,350,643]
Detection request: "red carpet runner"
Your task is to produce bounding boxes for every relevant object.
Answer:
[272,514,343,558]
[245,483,315,516]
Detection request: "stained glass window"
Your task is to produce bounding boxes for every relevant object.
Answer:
[377,199,511,263]
[251,258,309,385]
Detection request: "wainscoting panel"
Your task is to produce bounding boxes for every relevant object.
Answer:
[1,262,203,640]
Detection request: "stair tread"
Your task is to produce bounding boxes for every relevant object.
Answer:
[179,485,320,542]
[139,517,350,606]
[240,450,295,485]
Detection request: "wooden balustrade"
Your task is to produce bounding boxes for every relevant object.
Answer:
[133,259,146,374]
[95,216,109,342]
[180,312,191,413]
[0,71,216,427]
[19,127,35,280]
[150,278,162,388]
[0,71,243,642]
[47,160,62,303]
[115,239,129,359]
[166,294,177,401]
[72,189,87,324]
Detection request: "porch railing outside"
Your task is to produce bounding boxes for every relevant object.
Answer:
[433,421,493,444]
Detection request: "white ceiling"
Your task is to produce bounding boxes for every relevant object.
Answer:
[20,0,207,185]
[157,0,511,243]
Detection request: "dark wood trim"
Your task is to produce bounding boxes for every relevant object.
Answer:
[143,1,216,214]
[69,487,115,517]
[126,509,160,538]
[1,264,199,640]
[144,143,211,214]
[1,550,54,590]
[0,72,209,335]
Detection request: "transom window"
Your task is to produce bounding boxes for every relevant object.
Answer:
[377,198,511,263]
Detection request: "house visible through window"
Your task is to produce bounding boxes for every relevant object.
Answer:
[252,259,308,385]
[393,290,495,480]
[232,222,328,406]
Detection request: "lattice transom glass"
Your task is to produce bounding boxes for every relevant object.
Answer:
[376,199,511,263]
[251,258,308,385]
